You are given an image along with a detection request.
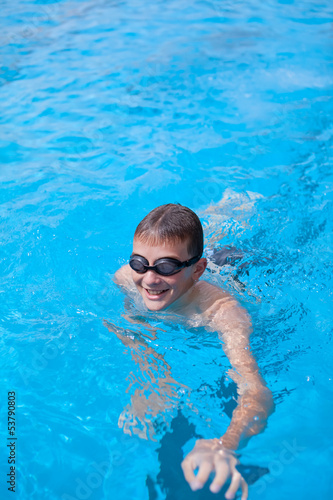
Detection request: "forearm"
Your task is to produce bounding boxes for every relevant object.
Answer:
[206,299,274,449]
[220,385,274,450]
[104,321,188,423]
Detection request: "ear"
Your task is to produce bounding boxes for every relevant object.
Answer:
[192,258,207,280]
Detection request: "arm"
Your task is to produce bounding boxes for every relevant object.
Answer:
[182,291,274,498]
[113,266,184,437]
[213,295,273,449]
[104,320,189,440]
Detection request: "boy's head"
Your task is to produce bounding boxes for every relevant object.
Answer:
[130,204,207,311]
[134,203,204,257]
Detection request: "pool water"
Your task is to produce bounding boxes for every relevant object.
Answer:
[1,0,332,499]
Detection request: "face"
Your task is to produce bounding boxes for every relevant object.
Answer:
[131,238,206,311]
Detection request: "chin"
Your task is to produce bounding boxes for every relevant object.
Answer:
[139,287,174,311]
[144,300,168,312]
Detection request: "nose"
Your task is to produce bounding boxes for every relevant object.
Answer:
[143,269,163,285]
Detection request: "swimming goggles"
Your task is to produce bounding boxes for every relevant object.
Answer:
[129,254,201,276]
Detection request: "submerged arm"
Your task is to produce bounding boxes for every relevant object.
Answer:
[212,296,274,449]
[104,320,188,440]
[182,290,274,498]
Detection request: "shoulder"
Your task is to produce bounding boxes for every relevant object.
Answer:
[194,280,251,327]
[194,280,233,310]
[114,264,133,290]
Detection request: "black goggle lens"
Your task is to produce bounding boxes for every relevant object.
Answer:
[155,261,180,275]
[130,259,146,273]
[129,256,181,276]
[129,258,149,273]
[129,255,201,276]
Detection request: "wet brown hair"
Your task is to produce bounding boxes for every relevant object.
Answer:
[134,204,204,258]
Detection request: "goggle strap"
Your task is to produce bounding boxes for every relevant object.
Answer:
[184,255,201,267]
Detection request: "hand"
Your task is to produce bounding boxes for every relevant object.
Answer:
[181,438,248,499]
[118,387,175,441]
[103,319,126,336]
[103,319,139,348]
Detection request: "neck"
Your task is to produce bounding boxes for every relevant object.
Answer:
[164,281,197,314]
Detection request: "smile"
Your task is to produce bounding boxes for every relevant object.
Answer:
[144,288,169,299]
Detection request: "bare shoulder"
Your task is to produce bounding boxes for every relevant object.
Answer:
[194,280,236,312]
[195,280,251,334]
[114,264,133,290]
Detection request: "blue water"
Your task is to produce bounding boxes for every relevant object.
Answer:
[1,0,332,499]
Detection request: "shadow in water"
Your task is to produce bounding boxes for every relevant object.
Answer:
[147,411,269,500]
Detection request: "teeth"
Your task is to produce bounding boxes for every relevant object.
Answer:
[147,289,167,295]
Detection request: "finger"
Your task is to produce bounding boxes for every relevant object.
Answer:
[241,477,249,500]
[132,424,148,440]
[103,320,118,334]
[181,457,211,491]
[225,471,242,499]
[181,457,197,485]
[194,461,213,489]
[209,461,230,493]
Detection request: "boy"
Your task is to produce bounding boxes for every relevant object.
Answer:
[109,203,273,499]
